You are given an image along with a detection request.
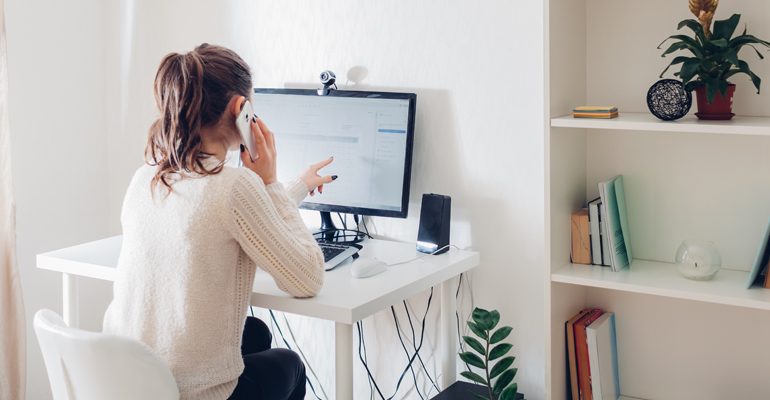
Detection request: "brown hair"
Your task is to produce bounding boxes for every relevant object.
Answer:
[145,43,252,193]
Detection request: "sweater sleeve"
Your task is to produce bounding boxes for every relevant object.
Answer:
[227,169,324,298]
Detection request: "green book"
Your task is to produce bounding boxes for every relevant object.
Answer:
[598,175,632,271]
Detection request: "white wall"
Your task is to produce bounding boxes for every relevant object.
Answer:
[8,1,547,398]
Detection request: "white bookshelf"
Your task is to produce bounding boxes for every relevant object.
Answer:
[551,113,770,136]
[545,0,770,399]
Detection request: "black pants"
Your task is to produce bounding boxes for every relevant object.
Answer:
[228,317,307,400]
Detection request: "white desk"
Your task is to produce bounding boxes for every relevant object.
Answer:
[37,236,479,399]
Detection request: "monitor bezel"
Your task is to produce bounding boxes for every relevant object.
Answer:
[253,88,417,219]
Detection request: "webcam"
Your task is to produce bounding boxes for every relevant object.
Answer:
[318,70,336,95]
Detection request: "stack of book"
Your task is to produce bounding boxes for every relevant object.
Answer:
[573,106,619,119]
[570,175,633,271]
[566,309,619,400]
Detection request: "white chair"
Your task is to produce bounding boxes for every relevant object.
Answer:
[33,309,179,400]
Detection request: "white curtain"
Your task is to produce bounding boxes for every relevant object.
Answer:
[0,0,25,398]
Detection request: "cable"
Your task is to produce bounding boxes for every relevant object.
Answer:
[362,216,371,237]
[385,287,433,400]
[386,245,460,267]
[268,310,323,400]
[282,313,329,400]
[337,212,347,230]
[357,321,386,400]
[360,321,374,400]
[455,274,471,372]
[391,306,425,400]
[403,300,441,394]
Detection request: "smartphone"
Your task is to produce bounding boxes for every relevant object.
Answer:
[236,100,257,161]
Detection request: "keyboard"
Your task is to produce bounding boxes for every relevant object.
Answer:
[317,241,359,271]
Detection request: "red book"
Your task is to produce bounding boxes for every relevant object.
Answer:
[575,309,602,400]
[566,309,590,400]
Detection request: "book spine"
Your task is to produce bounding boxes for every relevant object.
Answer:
[576,310,602,400]
[599,204,611,268]
[586,323,603,400]
[589,202,602,266]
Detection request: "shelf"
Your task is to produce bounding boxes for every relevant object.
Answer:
[551,112,770,136]
[551,260,770,311]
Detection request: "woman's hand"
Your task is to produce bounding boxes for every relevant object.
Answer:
[299,158,337,196]
[240,118,277,185]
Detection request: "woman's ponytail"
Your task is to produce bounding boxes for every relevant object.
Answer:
[146,43,252,194]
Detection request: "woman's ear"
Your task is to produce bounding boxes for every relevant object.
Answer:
[231,95,246,118]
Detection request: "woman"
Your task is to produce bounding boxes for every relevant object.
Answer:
[103,43,333,400]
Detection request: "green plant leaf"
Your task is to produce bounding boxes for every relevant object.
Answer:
[705,78,720,105]
[733,60,762,93]
[724,48,740,67]
[460,371,488,385]
[467,390,491,400]
[490,356,515,379]
[490,326,513,344]
[679,58,702,85]
[742,44,765,60]
[708,38,729,48]
[659,35,705,58]
[712,14,742,41]
[463,336,486,356]
[493,368,518,395]
[459,351,486,369]
[489,310,500,330]
[659,56,692,78]
[499,383,519,400]
[472,308,493,331]
[677,19,708,46]
[489,343,513,361]
[718,80,729,99]
[467,321,488,340]
[729,34,770,50]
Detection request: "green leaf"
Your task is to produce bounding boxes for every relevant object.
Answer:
[659,35,704,58]
[718,80,729,99]
[460,370,488,385]
[467,321,488,341]
[490,326,513,345]
[467,390,491,400]
[499,383,519,400]
[677,19,709,46]
[463,336,486,356]
[705,78,720,105]
[490,356,515,379]
[712,14,742,41]
[724,48,740,67]
[490,310,500,330]
[737,60,762,93]
[459,351,486,369]
[729,34,770,50]
[708,38,729,48]
[472,308,493,331]
[493,368,517,395]
[742,44,765,60]
[659,56,692,78]
[489,343,513,361]
[679,57,702,85]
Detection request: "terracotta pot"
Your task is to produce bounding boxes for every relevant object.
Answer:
[694,84,735,120]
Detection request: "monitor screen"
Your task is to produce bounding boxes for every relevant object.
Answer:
[252,89,416,218]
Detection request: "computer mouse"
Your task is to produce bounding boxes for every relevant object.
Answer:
[350,257,388,279]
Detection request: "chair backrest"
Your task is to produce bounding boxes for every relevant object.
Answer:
[33,309,180,400]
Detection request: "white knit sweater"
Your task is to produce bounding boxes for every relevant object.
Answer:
[103,158,325,400]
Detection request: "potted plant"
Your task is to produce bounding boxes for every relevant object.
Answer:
[432,308,524,400]
[658,0,770,120]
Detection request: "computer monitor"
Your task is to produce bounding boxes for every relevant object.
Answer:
[252,88,417,229]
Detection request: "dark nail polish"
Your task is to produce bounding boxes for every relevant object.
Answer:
[240,144,245,153]
[332,175,338,180]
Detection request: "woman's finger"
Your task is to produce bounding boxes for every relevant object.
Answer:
[250,118,268,158]
[318,184,324,194]
[312,157,334,172]
[255,118,276,154]
[240,144,254,167]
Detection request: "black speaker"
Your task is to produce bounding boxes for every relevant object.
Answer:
[416,194,451,254]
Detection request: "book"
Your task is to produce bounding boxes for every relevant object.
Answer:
[598,203,612,268]
[588,198,602,266]
[571,209,592,264]
[573,106,619,119]
[566,309,591,400]
[598,175,632,271]
[586,313,620,400]
[575,310,603,400]
[747,213,770,289]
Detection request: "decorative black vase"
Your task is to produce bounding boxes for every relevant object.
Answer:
[647,79,692,121]
[430,381,524,400]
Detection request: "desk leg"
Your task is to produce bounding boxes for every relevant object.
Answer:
[62,273,79,328]
[440,276,458,390]
[335,321,353,400]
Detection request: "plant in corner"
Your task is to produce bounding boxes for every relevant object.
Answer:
[459,307,523,400]
[658,0,770,120]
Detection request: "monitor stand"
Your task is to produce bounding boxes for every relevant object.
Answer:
[318,211,338,242]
